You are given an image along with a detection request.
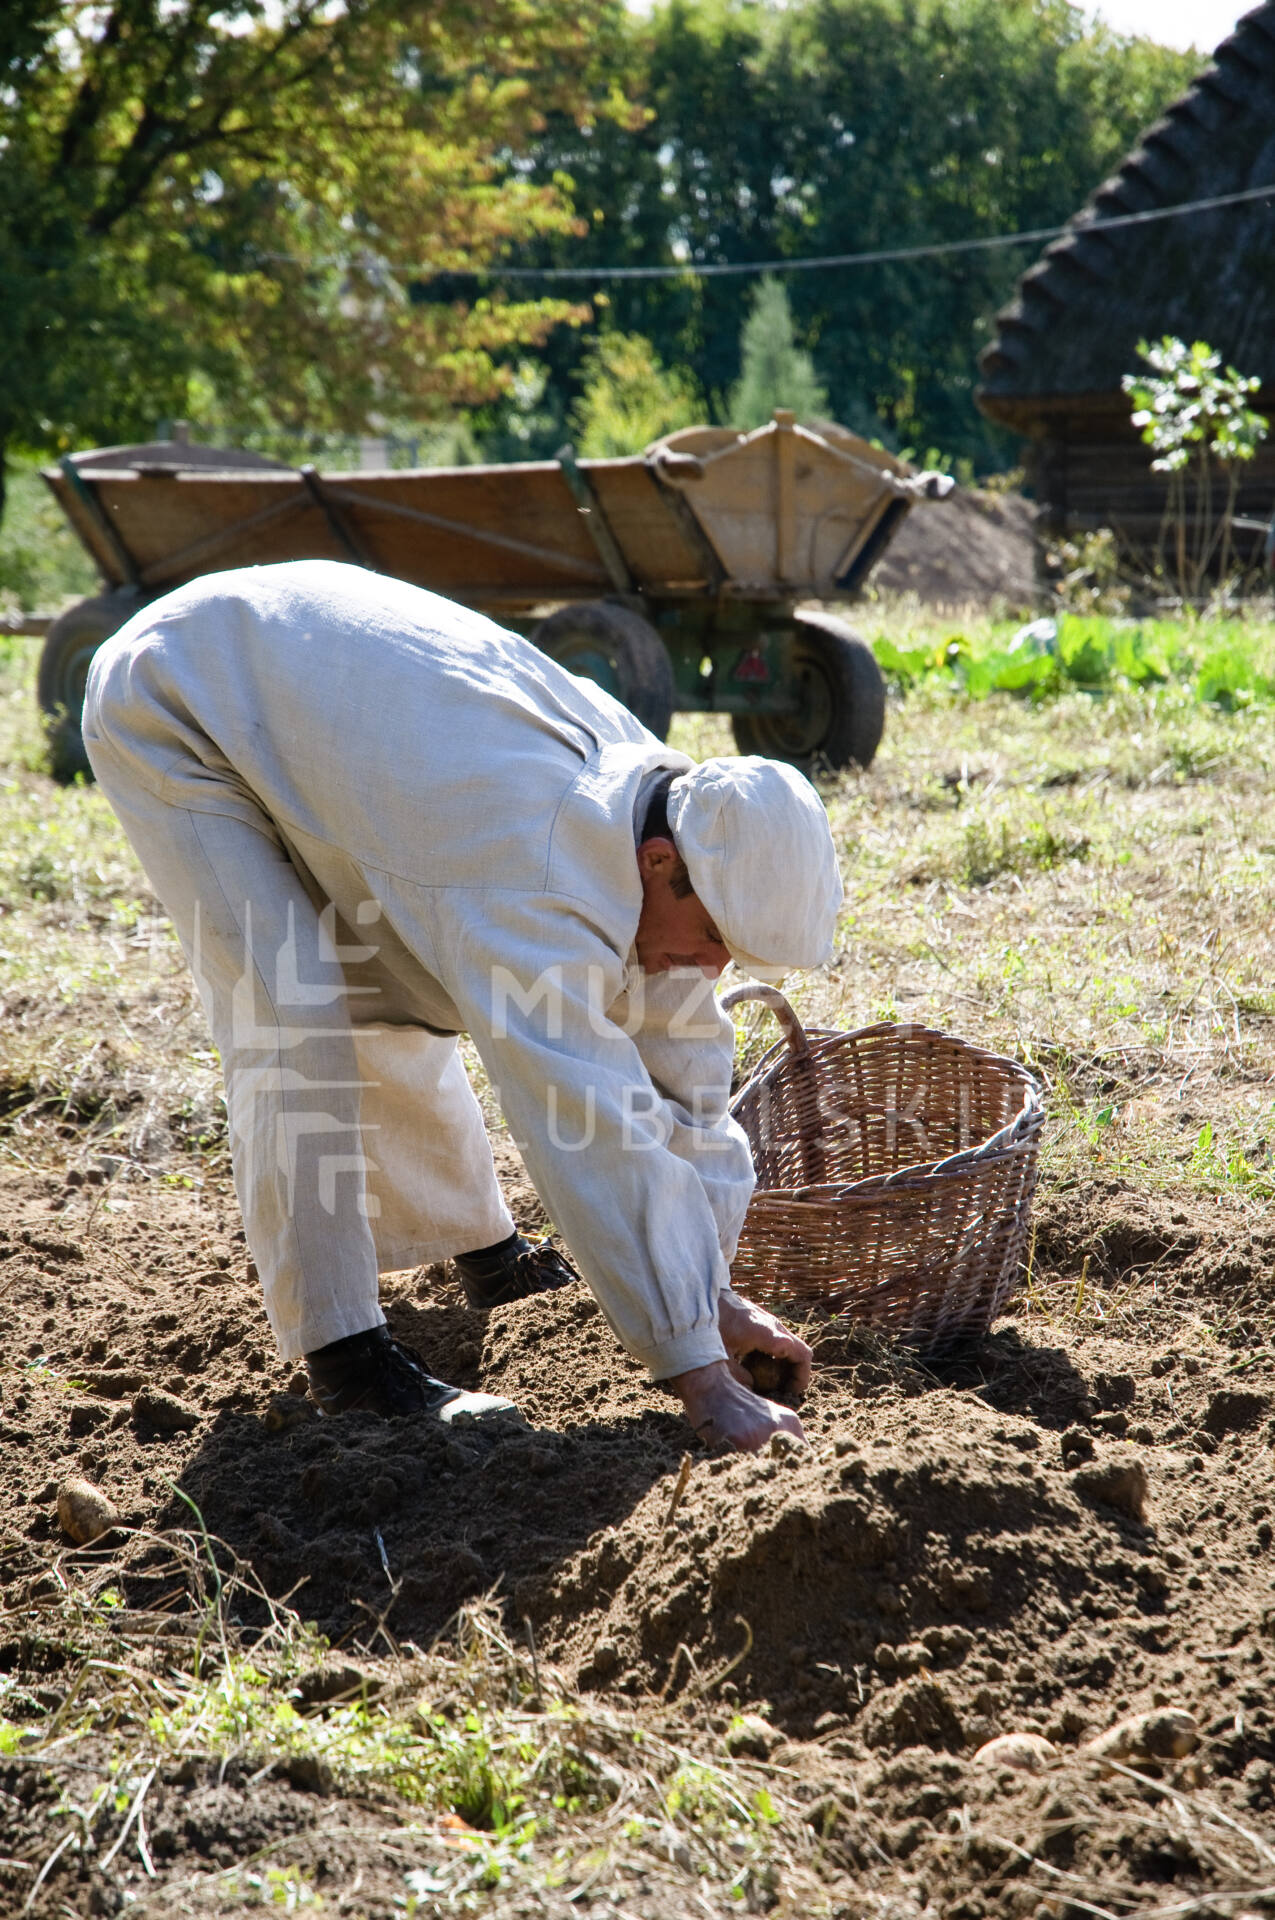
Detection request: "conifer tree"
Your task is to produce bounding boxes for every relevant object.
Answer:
[727,278,829,428]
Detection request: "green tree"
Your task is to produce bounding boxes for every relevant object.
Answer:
[501,0,1197,470]
[570,332,704,453]
[0,0,625,520]
[727,277,828,427]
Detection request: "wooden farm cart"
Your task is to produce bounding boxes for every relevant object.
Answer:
[39,410,952,781]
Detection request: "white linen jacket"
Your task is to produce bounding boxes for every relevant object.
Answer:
[85,560,756,1378]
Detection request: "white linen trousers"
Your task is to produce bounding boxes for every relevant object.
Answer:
[82,562,755,1376]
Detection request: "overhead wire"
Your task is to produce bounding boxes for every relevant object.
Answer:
[254,181,1274,285]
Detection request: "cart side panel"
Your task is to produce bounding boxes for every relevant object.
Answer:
[318,467,610,597]
[57,472,345,587]
[578,460,713,590]
[56,466,615,602]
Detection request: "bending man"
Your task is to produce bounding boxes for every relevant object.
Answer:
[83,561,842,1452]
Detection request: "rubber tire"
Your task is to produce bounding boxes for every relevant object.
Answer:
[37,589,145,783]
[731,610,886,774]
[532,599,675,740]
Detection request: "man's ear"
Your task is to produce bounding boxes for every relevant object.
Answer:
[636,835,679,880]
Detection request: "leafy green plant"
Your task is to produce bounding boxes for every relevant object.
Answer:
[872,613,1275,709]
[570,334,704,456]
[1122,337,1268,605]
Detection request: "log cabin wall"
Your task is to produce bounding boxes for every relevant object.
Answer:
[996,393,1275,573]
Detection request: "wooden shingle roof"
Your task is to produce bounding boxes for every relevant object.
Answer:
[977,3,1275,430]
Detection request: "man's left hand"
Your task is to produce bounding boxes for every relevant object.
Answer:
[717,1289,813,1397]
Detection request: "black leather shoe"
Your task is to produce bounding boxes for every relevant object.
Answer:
[452,1235,580,1311]
[305,1325,519,1423]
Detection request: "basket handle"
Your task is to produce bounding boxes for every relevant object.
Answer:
[720,983,811,1060]
[722,982,827,1184]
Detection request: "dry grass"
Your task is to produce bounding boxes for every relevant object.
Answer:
[0,1521,820,1916]
[681,678,1275,1213]
[4,628,1275,1214]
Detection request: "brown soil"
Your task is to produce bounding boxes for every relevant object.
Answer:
[3,1162,1275,1915]
[870,487,1038,608]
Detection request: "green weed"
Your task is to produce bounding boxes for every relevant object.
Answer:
[1188,1120,1275,1199]
[956,818,1090,887]
[221,1865,324,1909]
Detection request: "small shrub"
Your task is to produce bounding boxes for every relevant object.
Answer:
[1122,336,1268,604]
[571,334,703,456]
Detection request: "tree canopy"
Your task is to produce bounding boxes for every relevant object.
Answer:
[0,0,624,511]
[493,0,1198,470]
[2,0,1201,516]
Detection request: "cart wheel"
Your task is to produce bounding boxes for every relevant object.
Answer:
[731,610,885,774]
[37,589,144,783]
[532,600,675,740]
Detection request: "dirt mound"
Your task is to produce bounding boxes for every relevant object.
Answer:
[869,486,1038,608]
[168,1338,686,1645]
[532,1387,1271,1749]
[5,1166,1275,1914]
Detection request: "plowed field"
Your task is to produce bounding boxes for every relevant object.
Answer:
[2,641,1274,1917]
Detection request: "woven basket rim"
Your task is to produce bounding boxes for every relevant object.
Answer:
[731,1016,1045,1201]
[738,1016,1044,1091]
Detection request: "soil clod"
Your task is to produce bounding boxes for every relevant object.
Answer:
[131,1385,201,1432]
[1084,1706,1200,1766]
[1071,1450,1149,1520]
[974,1731,1058,1771]
[56,1475,119,1544]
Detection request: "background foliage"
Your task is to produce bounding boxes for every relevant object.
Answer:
[484,0,1197,470]
[2,0,1199,533]
[0,0,625,515]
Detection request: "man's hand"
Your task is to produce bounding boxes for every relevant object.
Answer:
[717,1289,813,1397]
[668,1357,804,1453]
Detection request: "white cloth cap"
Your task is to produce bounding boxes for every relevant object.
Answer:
[666,756,843,981]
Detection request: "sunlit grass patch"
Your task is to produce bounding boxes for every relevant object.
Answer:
[3,1525,803,1915]
[2,611,1274,1213]
[0,638,227,1172]
[907,812,1091,888]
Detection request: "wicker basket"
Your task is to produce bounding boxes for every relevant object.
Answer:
[724,985,1045,1354]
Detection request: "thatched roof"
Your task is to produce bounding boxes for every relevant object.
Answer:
[977,3,1275,431]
